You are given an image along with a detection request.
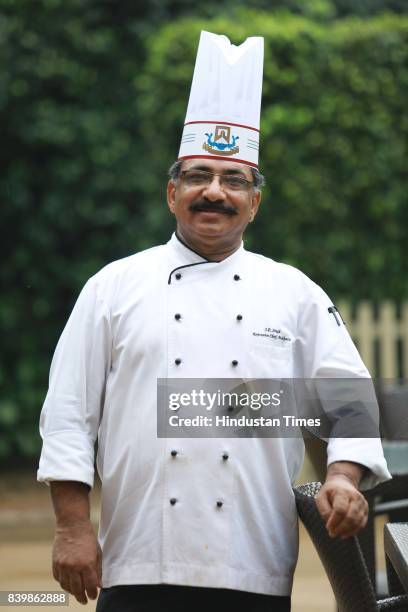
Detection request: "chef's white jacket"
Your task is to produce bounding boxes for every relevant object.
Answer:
[38,233,390,596]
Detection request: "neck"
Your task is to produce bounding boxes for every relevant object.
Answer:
[176,230,241,262]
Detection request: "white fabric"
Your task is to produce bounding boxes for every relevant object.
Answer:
[179,31,264,166]
[179,121,259,168]
[38,234,391,596]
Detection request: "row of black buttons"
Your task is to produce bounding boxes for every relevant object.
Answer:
[169,498,224,508]
[174,273,241,282]
[174,313,243,321]
[174,359,239,367]
[170,450,229,460]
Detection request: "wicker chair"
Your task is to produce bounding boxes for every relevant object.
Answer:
[294,482,408,611]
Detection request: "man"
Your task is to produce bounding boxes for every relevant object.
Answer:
[38,32,390,611]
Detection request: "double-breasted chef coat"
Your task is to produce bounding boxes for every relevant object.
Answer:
[38,233,390,596]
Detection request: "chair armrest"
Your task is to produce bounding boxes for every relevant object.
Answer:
[378,594,408,611]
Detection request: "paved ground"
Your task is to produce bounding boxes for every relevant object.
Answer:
[0,470,385,611]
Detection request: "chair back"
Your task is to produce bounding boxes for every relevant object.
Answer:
[294,482,378,612]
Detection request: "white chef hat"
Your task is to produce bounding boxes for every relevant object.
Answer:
[178,30,264,168]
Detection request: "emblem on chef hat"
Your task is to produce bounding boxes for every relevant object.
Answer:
[178,31,264,168]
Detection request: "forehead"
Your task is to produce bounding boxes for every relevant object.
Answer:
[181,158,252,179]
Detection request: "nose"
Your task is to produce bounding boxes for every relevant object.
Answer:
[202,175,226,201]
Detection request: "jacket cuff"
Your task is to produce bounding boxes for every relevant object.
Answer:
[37,431,95,489]
[327,437,392,490]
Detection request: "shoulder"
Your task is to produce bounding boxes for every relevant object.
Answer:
[91,244,165,283]
[244,249,321,295]
[80,244,166,305]
[243,250,335,314]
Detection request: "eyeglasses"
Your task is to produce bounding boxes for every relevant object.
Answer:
[179,170,253,192]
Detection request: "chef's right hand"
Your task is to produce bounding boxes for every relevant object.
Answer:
[52,519,102,605]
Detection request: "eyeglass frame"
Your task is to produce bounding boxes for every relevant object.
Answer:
[178,169,254,192]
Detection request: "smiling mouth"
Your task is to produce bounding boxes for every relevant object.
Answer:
[198,208,226,214]
[190,204,237,215]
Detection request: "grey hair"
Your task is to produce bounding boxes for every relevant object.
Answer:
[168,160,265,191]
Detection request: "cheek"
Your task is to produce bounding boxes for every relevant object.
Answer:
[240,199,256,216]
[172,199,196,220]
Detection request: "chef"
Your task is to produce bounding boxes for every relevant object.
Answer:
[38,31,390,612]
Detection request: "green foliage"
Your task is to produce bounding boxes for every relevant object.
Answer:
[0,0,149,461]
[0,2,407,460]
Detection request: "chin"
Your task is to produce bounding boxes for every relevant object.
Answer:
[192,222,230,237]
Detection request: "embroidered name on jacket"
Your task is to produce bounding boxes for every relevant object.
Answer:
[252,327,292,343]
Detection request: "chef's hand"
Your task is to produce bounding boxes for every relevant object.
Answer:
[315,461,369,539]
[52,518,102,605]
[50,481,101,605]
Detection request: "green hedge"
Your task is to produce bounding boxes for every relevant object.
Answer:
[0,6,406,459]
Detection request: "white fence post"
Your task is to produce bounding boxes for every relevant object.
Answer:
[338,301,407,380]
[377,301,399,380]
[401,303,408,381]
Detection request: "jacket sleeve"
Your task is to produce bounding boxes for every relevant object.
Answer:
[296,279,391,490]
[37,276,111,488]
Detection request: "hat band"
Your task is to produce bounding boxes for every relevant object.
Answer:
[178,121,259,167]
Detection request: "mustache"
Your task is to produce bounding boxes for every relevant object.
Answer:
[189,200,238,215]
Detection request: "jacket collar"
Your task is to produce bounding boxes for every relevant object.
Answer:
[167,232,245,267]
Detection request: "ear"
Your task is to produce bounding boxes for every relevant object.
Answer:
[167,180,176,214]
[249,190,262,221]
